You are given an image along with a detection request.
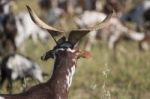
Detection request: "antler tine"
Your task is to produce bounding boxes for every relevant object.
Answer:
[26,5,64,44]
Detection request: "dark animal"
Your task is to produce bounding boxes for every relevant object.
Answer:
[143,8,150,30]
[121,1,150,31]
[103,0,131,16]
[2,13,17,50]
[0,5,112,99]
[0,0,17,55]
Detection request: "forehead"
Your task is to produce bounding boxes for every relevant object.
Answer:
[56,48,75,53]
[53,42,75,54]
[59,42,72,48]
[54,41,73,49]
[54,47,77,59]
[54,48,76,58]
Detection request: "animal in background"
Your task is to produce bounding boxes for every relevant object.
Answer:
[0,53,44,93]
[121,0,150,31]
[0,5,112,99]
[15,11,50,48]
[75,11,150,51]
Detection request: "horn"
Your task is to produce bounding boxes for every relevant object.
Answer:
[88,10,113,31]
[68,29,90,46]
[26,5,64,44]
[68,10,113,46]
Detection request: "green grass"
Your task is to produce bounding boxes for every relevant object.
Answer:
[0,0,150,99]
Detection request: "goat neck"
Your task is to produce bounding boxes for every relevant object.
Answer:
[48,48,77,98]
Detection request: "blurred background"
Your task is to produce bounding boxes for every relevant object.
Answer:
[0,0,150,99]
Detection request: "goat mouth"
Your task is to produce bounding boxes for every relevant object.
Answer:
[41,54,48,61]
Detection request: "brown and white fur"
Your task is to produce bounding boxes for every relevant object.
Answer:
[0,5,112,99]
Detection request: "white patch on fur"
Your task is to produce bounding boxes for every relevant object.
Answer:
[108,33,120,49]
[6,54,43,82]
[55,48,75,53]
[7,54,32,70]
[0,96,5,99]
[72,58,76,62]
[66,65,76,89]
[15,12,49,48]
[57,80,60,84]
[12,72,18,80]
[32,63,44,83]
[58,96,62,99]
[128,31,145,41]
[141,42,149,51]
[64,85,67,89]
[67,48,75,53]
[55,48,65,52]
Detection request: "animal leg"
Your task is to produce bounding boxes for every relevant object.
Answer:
[7,78,13,94]
[20,78,27,91]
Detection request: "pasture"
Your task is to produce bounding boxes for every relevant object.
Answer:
[0,0,150,99]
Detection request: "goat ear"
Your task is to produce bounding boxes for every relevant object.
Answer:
[68,29,90,46]
[77,49,92,59]
[57,36,66,45]
[26,5,64,38]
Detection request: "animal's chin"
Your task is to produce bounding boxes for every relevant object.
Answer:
[41,54,49,61]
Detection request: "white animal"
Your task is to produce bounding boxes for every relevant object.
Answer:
[0,53,44,92]
[15,11,50,48]
[75,11,148,51]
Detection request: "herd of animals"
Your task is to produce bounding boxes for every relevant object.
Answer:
[0,0,149,98]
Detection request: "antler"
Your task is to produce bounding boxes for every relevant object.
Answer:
[26,5,64,43]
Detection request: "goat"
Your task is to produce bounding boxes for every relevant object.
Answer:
[1,3,51,51]
[0,0,17,54]
[121,0,150,31]
[143,8,150,30]
[103,0,131,16]
[0,36,16,57]
[39,0,97,14]
[69,0,97,14]
[15,11,50,48]
[2,13,17,50]
[38,0,64,25]
[0,12,17,56]
[0,53,44,93]
[0,0,16,15]
[76,0,97,11]
[0,10,51,51]
[75,11,149,51]
[0,5,112,99]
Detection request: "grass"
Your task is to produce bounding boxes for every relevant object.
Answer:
[0,0,150,99]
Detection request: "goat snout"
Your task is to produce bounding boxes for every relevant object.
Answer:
[41,53,48,61]
[41,50,54,61]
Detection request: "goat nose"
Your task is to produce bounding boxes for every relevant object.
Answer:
[41,53,47,61]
